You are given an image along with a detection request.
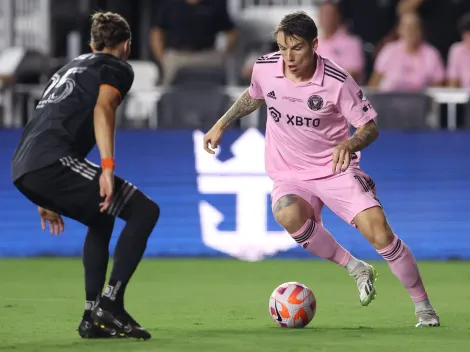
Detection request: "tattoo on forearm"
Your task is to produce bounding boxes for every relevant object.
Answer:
[347,120,379,152]
[273,194,298,214]
[219,88,263,129]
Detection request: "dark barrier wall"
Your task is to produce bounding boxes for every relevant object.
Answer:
[1,129,469,260]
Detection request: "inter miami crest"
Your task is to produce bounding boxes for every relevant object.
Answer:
[307,95,323,111]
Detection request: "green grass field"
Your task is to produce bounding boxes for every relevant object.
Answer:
[0,259,469,351]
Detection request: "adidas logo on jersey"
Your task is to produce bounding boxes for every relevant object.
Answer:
[267,91,276,99]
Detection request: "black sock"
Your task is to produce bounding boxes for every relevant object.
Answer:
[82,216,114,316]
[100,190,159,311]
[101,279,128,311]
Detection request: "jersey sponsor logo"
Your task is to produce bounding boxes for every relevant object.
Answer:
[357,89,367,101]
[269,107,282,122]
[193,128,295,261]
[307,95,324,111]
[286,114,320,128]
[267,91,276,99]
[282,96,303,103]
[362,103,373,112]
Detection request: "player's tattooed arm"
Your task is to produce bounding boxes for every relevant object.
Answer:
[346,119,379,152]
[217,88,263,130]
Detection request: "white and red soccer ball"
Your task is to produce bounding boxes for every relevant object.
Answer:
[269,282,316,328]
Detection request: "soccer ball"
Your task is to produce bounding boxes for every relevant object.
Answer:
[268,281,316,328]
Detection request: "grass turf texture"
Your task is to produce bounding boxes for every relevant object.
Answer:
[0,259,469,351]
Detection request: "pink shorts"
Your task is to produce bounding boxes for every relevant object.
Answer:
[271,167,381,226]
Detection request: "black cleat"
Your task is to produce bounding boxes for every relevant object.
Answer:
[77,319,123,338]
[91,306,151,340]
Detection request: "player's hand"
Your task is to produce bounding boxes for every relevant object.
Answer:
[332,141,352,173]
[203,125,224,154]
[38,206,64,236]
[99,169,114,213]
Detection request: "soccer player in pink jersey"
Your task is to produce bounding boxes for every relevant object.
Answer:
[316,1,365,83]
[368,12,445,92]
[447,13,470,89]
[203,11,439,327]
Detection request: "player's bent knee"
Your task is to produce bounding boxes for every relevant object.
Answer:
[137,194,160,224]
[274,207,309,234]
[355,206,394,250]
[120,190,160,227]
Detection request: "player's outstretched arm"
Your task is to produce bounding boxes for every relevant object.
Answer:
[346,119,379,153]
[203,88,263,154]
[218,88,264,130]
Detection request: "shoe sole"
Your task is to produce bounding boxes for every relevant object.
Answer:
[91,308,151,340]
[91,308,128,338]
[360,265,378,307]
[415,322,441,328]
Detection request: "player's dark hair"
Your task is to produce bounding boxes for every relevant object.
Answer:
[458,12,470,34]
[90,11,131,51]
[275,11,318,44]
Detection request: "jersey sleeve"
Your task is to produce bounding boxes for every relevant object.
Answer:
[99,60,134,101]
[336,76,377,128]
[248,62,264,100]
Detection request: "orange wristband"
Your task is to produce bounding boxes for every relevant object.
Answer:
[101,158,115,170]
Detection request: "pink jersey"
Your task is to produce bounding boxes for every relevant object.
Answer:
[447,41,470,89]
[374,40,445,92]
[249,52,377,181]
[316,28,365,80]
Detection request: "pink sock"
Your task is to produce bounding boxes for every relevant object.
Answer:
[291,219,350,266]
[377,235,428,302]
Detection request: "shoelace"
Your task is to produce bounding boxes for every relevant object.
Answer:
[416,309,437,320]
[351,267,370,283]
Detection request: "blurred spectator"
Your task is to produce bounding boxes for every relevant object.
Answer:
[368,12,444,92]
[149,0,238,86]
[340,0,398,48]
[397,0,470,62]
[316,1,365,83]
[339,0,399,76]
[447,13,470,89]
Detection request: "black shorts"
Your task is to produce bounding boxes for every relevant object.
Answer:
[14,156,137,227]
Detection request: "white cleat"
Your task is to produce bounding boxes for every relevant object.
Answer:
[350,262,377,306]
[415,309,440,327]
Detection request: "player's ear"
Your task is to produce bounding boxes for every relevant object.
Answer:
[312,37,318,51]
[123,40,131,59]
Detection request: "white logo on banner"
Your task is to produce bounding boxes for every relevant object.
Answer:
[193,128,296,262]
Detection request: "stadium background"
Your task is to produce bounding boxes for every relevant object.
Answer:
[0,0,469,261]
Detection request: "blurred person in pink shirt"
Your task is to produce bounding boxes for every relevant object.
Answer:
[368,11,445,92]
[447,13,470,89]
[203,11,439,328]
[316,1,365,83]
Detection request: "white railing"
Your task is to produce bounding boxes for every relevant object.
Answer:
[0,0,51,54]
[228,0,320,17]
[11,84,469,131]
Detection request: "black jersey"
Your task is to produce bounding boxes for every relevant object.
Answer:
[11,52,134,181]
